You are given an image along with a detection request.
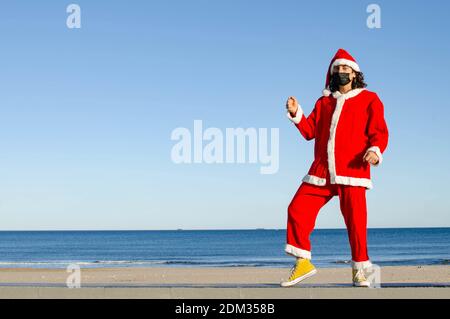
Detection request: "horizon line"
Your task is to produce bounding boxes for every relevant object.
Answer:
[0,226,448,232]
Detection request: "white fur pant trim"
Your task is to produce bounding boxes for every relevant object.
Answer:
[285,244,312,260]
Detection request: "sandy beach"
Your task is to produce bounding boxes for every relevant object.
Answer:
[0,265,448,298]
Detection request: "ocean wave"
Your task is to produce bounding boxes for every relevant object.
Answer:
[0,259,284,268]
[0,260,168,267]
[332,260,351,264]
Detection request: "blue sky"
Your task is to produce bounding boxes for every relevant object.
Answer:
[0,0,449,230]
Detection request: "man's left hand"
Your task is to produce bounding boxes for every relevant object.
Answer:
[363,151,379,165]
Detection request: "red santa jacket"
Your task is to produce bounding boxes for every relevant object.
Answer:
[287,88,389,189]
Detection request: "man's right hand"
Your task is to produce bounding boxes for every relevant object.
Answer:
[286,96,299,116]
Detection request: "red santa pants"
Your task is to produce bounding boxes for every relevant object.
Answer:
[285,176,370,264]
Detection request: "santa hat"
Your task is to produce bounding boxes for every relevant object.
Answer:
[323,48,361,97]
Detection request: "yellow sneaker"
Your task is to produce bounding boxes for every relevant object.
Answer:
[280,258,317,287]
[352,268,370,287]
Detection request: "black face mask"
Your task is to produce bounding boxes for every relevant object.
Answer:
[333,72,352,86]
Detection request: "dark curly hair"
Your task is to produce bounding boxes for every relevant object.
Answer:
[329,71,367,92]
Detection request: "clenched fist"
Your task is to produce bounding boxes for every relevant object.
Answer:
[363,151,379,165]
[286,96,299,116]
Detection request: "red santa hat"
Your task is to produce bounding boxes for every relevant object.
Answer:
[323,48,361,97]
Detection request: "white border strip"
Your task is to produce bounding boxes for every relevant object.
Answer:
[327,89,370,188]
[335,176,373,189]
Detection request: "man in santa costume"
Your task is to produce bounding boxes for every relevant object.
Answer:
[280,48,389,287]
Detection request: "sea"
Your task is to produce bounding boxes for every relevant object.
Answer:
[0,228,448,269]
